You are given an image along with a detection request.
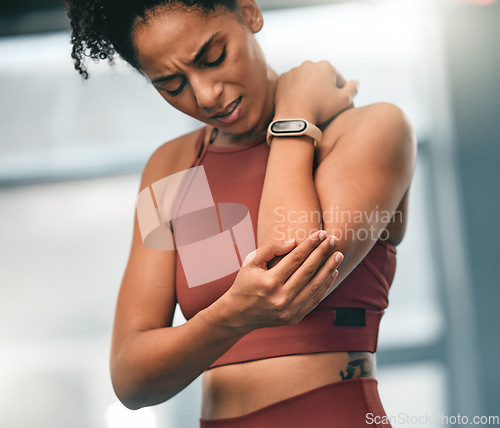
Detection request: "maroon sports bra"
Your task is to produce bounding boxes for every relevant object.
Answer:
[174,127,397,369]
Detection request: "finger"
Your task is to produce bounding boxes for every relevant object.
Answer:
[335,71,346,89]
[282,236,339,297]
[242,249,257,267]
[320,61,346,89]
[291,250,343,309]
[341,80,359,102]
[294,267,340,322]
[250,238,297,269]
[270,230,328,280]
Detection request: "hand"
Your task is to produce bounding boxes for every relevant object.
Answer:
[274,60,358,126]
[221,230,344,334]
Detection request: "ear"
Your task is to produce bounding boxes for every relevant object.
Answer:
[236,0,263,33]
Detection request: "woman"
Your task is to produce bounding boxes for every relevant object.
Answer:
[65,0,416,426]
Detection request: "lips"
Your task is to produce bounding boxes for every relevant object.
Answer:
[210,97,242,119]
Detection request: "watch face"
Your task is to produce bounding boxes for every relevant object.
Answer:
[271,119,306,134]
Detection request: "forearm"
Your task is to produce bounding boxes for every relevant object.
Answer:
[110,298,245,410]
[257,135,322,247]
[258,61,360,247]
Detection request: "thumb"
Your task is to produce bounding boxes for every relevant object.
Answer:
[243,239,296,268]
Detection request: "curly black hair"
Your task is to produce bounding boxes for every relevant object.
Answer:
[64,0,238,79]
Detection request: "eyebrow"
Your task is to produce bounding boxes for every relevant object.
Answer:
[151,31,221,85]
[193,31,221,63]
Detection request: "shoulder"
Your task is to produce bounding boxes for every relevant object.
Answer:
[321,102,417,170]
[139,128,202,190]
[334,102,411,126]
[329,102,415,152]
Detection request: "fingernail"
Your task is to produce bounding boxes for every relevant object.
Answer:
[318,230,327,241]
[284,238,295,245]
[329,236,337,247]
[335,252,344,264]
[331,269,339,279]
[242,249,257,266]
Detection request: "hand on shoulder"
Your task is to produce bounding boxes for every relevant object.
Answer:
[274,60,359,125]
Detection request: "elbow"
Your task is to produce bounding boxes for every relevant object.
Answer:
[110,358,173,410]
[115,394,145,412]
[110,367,147,411]
[111,376,166,411]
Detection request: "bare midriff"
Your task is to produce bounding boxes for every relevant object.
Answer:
[201,350,376,419]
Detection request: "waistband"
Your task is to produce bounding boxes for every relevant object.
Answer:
[200,377,391,428]
[209,307,384,368]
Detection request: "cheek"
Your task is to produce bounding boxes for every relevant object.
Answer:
[157,90,198,116]
[234,46,267,92]
[247,45,267,86]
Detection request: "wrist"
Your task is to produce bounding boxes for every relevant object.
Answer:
[200,294,252,339]
[267,118,321,149]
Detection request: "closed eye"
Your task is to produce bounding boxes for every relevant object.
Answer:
[157,77,187,97]
[202,46,226,69]
[166,79,187,96]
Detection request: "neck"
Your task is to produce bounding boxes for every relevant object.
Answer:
[216,65,278,147]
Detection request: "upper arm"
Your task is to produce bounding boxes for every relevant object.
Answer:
[111,136,196,358]
[314,102,417,277]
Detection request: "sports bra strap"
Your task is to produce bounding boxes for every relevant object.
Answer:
[193,126,218,167]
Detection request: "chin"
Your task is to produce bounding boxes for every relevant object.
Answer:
[213,114,256,136]
[243,104,269,134]
[232,119,263,138]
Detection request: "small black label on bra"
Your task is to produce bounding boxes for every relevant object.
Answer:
[334,307,366,326]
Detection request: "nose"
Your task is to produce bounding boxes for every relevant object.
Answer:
[190,74,223,110]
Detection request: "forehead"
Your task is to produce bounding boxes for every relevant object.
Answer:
[132,7,236,74]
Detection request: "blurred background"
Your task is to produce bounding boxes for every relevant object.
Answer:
[0,0,499,426]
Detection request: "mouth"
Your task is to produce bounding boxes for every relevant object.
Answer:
[210,97,242,121]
